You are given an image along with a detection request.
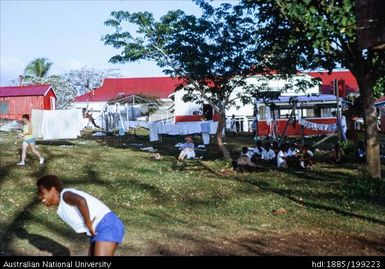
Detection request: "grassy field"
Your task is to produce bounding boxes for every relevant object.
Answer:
[0,129,385,256]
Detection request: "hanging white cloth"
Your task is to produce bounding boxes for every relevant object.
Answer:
[298,118,337,132]
[32,109,83,140]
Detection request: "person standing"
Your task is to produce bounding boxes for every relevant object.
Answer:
[17,114,44,166]
[230,115,237,135]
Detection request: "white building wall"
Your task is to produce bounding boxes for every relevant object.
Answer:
[174,89,202,116]
[174,74,319,118]
[243,74,319,96]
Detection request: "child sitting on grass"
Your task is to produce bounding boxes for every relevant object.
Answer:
[178,136,196,160]
[233,147,257,173]
[330,143,345,164]
[37,175,124,256]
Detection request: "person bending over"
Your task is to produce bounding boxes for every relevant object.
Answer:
[37,175,124,256]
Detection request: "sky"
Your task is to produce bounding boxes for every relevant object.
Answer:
[0,0,235,86]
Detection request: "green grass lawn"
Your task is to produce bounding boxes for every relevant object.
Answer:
[1,129,385,256]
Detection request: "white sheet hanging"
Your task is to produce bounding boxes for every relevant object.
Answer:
[32,109,83,140]
[148,121,218,142]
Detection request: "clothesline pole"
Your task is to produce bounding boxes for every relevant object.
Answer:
[279,100,297,146]
[334,79,342,142]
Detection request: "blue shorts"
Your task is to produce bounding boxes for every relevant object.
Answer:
[89,212,125,244]
[24,138,36,144]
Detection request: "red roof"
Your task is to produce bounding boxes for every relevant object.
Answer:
[306,70,359,95]
[0,84,54,97]
[74,77,183,102]
[375,96,385,105]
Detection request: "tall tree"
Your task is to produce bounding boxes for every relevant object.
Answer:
[23,75,77,109]
[24,57,53,81]
[63,67,120,97]
[103,2,260,160]
[242,0,385,178]
[20,58,76,109]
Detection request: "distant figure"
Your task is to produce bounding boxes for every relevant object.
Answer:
[356,140,366,163]
[178,136,196,160]
[253,140,266,161]
[330,143,345,164]
[17,114,44,166]
[230,115,237,134]
[261,142,276,164]
[251,117,258,139]
[37,175,125,256]
[277,144,288,168]
[340,114,347,140]
[299,144,314,169]
[272,140,279,156]
[286,143,300,168]
[234,147,256,173]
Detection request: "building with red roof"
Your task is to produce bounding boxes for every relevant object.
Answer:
[74,77,181,103]
[72,77,183,126]
[306,70,359,97]
[0,84,56,120]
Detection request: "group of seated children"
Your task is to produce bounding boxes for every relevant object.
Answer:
[235,139,367,172]
[234,140,315,171]
[276,143,315,169]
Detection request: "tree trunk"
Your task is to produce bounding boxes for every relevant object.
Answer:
[216,109,231,161]
[356,75,381,179]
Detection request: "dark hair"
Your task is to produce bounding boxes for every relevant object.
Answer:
[22,114,30,120]
[37,175,64,192]
[242,147,248,154]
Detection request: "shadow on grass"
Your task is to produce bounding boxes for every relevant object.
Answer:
[93,133,225,161]
[242,178,385,226]
[0,163,14,189]
[14,227,70,256]
[196,160,385,226]
[37,140,75,146]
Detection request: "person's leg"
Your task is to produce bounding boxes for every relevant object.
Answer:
[30,144,43,159]
[30,143,44,164]
[88,243,95,256]
[93,241,118,256]
[178,149,187,160]
[18,142,28,164]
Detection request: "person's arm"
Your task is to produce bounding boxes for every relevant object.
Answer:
[62,191,96,236]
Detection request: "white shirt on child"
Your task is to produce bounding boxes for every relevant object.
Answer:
[277,150,287,167]
[253,146,266,155]
[262,149,276,160]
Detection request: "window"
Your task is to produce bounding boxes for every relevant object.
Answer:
[0,102,9,114]
[304,108,315,118]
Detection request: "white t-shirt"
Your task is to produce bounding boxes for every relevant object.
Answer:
[286,148,299,157]
[304,150,314,157]
[277,150,287,167]
[262,149,276,160]
[253,146,266,155]
[57,188,111,235]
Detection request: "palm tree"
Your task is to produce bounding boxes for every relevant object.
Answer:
[24,57,53,82]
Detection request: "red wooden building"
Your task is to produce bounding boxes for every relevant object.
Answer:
[0,84,56,120]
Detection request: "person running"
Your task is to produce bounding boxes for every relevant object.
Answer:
[37,175,125,256]
[17,114,44,166]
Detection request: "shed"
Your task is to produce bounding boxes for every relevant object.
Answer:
[0,84,56,120]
